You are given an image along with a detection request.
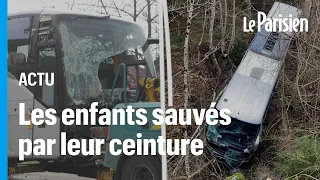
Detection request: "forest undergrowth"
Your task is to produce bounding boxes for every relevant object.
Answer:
[167,0,320,179]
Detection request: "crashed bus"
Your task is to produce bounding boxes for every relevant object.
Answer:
[8,9,161,180]
[206,2,301,168]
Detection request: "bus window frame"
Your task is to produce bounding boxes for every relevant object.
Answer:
[8,15,36,94]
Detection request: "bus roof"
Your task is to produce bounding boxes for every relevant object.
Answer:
[8,9,137,25]
[217,50,282,124]
[268,2,301,29]
[249,2,301,60]
[216,2,300,125]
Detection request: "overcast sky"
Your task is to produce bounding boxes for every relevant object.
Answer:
[9,0,70,13]
[8,0,159,38]
[8,0,134,19]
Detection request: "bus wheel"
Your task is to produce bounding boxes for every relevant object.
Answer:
[119,155,161,180]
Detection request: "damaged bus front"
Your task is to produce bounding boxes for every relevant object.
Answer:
[8,9,159,174]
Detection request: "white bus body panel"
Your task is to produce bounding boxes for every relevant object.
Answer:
[268,2,302,37]
[8,75,61,159]
[8,76,33,158]
[32,100,61,159]
[217,51,281,124]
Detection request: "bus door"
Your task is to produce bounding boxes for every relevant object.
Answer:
[32,44,61,159]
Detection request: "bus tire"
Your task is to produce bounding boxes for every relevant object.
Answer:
[118,155,161,180]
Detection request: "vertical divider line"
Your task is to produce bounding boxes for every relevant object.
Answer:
[162,0,173,107]
[159,1,167,180]
[1,1,8,178]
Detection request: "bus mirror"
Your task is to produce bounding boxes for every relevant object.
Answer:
[9,52,26,66]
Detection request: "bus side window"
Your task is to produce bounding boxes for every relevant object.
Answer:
[8,16,34,91]
[8,16,32,60]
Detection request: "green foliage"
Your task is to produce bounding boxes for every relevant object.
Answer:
[277,136,320,179]
[224,172,245,180]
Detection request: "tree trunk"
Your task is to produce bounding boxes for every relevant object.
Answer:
[220,0,227,55]
[147,0,152,37]
[228,0,235,54]
[183,0,194,179]
[208,0,221,76]
[246,0,251,17]
[209,0,216,50]
[133,0,137,21]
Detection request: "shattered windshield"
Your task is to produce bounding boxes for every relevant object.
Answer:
[207,113,260,147]
[58,17,155,105]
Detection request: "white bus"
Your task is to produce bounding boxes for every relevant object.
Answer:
[206,2,301,168]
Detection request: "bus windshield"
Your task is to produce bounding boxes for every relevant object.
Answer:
[208,115,260,148]
[58,17,155,105]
